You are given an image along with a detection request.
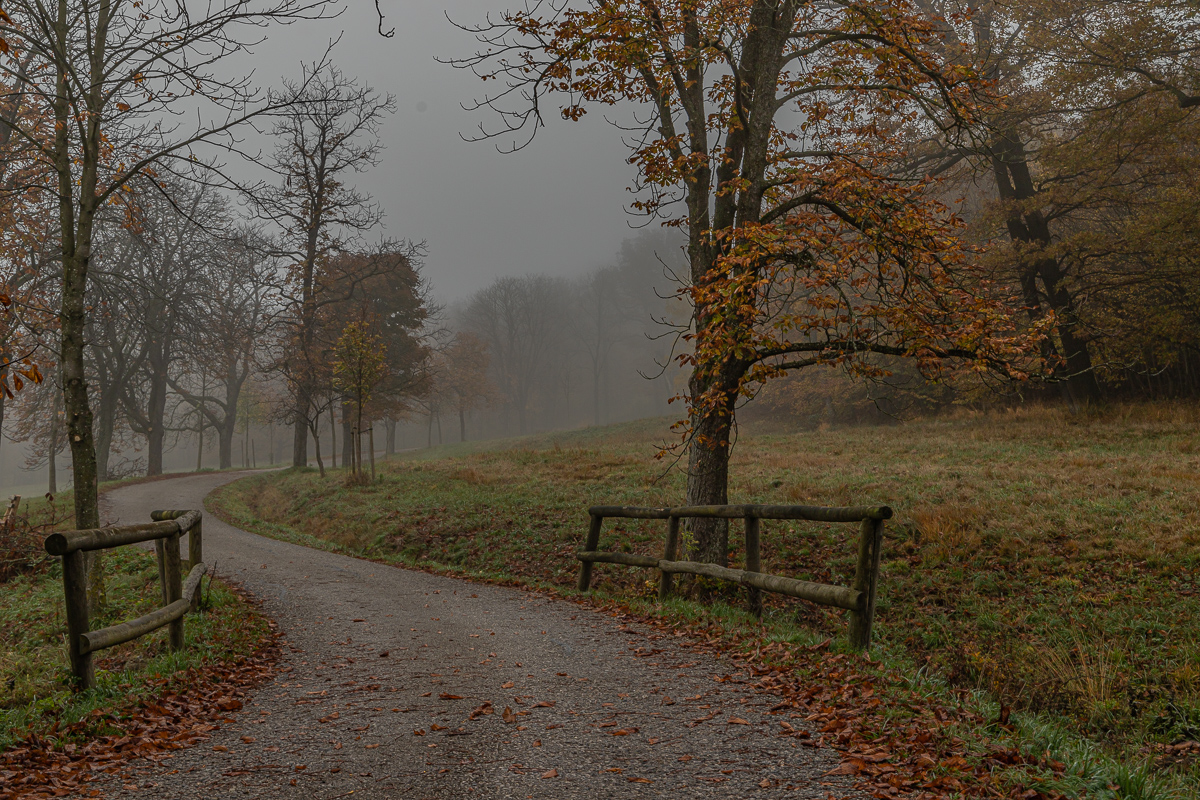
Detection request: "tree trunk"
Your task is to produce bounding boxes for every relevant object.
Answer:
[342,399,354,468]
[329,404,337,468]
[94,384,119,482]
[292,405,308,468]
[47,399,58,495]
[385,418,396,456]
[459,407,467,443]
[991,132,1101,406]
[55,4,103,608]
[310,421,325,478]
[683,376,737,566]
[219,415,235,470]
[144,344,170,476]
[368,424,376,482]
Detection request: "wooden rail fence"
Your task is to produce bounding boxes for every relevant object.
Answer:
[576,503,890,650]
[43,509,206,690]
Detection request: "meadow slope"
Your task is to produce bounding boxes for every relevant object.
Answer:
[211,405,1200,789]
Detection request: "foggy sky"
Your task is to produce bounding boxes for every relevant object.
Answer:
[245,1,644,302]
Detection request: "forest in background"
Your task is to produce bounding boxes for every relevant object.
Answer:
[0,0,1198,499]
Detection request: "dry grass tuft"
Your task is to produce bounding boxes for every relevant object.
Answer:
[909,505,983,563]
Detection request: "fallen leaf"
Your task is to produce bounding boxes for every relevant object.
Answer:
[212,746,228,752]
[541,768,558,779]
[729,717,750,725]
[240,736,255,744]
[628,777,652,783]
[502,707,516,724]
[365,744,379,749]
[439,693,463,700]
[533,701,555,708]
[502,681,514,689]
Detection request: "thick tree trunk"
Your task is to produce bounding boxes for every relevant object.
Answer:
[292,403,308,468]
[683,375,737,566]
[145,346,169,476]
[992,132,1101,406]
[218,416,235,470]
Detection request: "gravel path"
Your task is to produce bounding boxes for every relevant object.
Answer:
[97,472,859,799]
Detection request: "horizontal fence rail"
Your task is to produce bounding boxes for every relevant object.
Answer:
[576,503,890,650]
[44,509,206,690]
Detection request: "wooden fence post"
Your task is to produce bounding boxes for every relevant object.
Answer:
[62,550,94,689]
[848,517,884,650]
[164,533,184,651]
[187,518,203,607]
[744,515,762,618]
[154,539,169,605]
[659,516,680,601]
[577,514,604,592]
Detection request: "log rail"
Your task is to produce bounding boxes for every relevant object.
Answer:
[43,509,206,690]
[576,503,890,650]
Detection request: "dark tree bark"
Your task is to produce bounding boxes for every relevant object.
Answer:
[991,131,1101,407]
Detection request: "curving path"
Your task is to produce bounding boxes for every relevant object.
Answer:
[98,472,858,799]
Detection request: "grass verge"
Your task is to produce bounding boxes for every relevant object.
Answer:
[208,404,1200,797]
[0,490,274,756]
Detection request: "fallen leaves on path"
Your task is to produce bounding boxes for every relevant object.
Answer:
[0,585,280,800]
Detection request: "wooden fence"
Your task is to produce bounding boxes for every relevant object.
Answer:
[43,509,206,690]
[576,503,890,650]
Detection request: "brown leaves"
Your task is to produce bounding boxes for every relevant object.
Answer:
[469,702,494,719]
[0,598,280,800]
[438,693,463,700]
[540,768,558,779]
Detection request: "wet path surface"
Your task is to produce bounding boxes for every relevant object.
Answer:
[98,473,858,799]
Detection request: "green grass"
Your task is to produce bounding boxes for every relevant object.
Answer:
[0,492,270,751]
[209,404,1200,793]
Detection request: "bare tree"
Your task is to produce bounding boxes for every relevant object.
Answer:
[252,64,396,469]
[0,0,337,534]
[170,225,274,469]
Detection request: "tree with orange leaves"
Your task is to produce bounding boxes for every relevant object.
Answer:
[448,0,1042,564]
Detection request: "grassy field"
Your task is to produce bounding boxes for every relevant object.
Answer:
[209,405,1200,793]
[0,491,271,751]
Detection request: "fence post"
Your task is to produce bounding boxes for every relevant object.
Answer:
[164,533,184,650]
[188,517,203,606]
[659,515,680,601]
[848,517,884,650]
[577,514,604,592]
[744,515,762,618]
[154,539,169,605]
[62,550,94,690]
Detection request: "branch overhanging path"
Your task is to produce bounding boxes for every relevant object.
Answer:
[95,472,861,798]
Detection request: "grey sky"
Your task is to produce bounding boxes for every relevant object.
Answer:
[248,1,643,302]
